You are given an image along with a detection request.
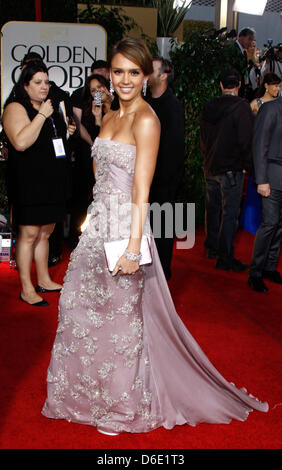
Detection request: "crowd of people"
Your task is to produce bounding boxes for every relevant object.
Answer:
[201,27,282,293]
[0,27,281,299]
[1,47,185,297]
[233,27,282,101]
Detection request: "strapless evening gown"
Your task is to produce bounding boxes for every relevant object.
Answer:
[42,138,268,434]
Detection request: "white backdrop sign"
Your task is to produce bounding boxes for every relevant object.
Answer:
[1,21,107,108]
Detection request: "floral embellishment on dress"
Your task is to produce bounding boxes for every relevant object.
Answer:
[72,322,90,339]
[87,308,104,328]
[98,361,116,380]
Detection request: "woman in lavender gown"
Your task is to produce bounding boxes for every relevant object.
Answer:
[42,38,268,435]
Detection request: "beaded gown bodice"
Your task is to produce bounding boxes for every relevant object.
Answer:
[87,138,140,245]
[94,137,136,195]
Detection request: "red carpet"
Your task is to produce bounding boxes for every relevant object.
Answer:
[0,227,281,450]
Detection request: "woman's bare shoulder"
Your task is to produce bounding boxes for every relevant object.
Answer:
[134,101,160,129]
[4,101,26,113]
[132,102,160,146]
[3,102,29,126]
[3,102,29,123]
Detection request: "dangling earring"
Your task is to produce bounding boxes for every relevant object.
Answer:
[142,80,147,96]
[110,79,114,95]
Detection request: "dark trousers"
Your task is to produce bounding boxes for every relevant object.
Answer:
[249,188,282,277]
[149,185,177,280]
[204,171,244,261]
[153,231,174,281]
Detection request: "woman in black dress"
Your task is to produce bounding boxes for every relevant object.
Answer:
[3,61,76,306]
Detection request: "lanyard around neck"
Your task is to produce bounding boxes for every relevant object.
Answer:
[49,117,58,138]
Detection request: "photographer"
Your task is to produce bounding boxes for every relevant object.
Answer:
[261,43,282,89]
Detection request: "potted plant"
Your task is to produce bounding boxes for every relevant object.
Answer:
[152,0,192,58]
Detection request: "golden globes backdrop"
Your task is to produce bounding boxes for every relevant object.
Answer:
[1,21,107,109]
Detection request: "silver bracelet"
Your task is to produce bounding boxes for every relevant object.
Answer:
[37,112,47,119]
[124,249,142,262]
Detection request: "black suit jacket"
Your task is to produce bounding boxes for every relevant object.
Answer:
[234,41,247,59]
[233,42,249,99]
[146,87,185,201]
[253,97,282,190]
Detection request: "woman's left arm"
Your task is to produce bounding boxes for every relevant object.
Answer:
[128,111,160,252]
[112,110,160,275]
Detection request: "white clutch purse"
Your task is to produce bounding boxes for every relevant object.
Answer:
[104,236,152,272]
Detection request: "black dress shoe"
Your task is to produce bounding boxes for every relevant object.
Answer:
[205,249,217,259]
[230,258,249,272]
[215,258,231,270]
[215,258,248,271]
[19,294,49,306]
[262,270,282,284]
[35,285,62,293]
[248,277,268,293]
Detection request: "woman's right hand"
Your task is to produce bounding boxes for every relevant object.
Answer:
[112,255,140,276]
[92,102,102,126]
[39,99,53,119]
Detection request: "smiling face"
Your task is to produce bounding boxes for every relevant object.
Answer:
[110,53,146,102]
[266,82,281,98]
[24,71,50,102]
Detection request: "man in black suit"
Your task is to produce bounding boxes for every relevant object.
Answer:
[147,58,185,280]
[200,70,253,271]
[233,28,256,100]
[248,96,282,292]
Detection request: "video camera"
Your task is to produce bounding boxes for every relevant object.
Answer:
[259,39,280,63]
